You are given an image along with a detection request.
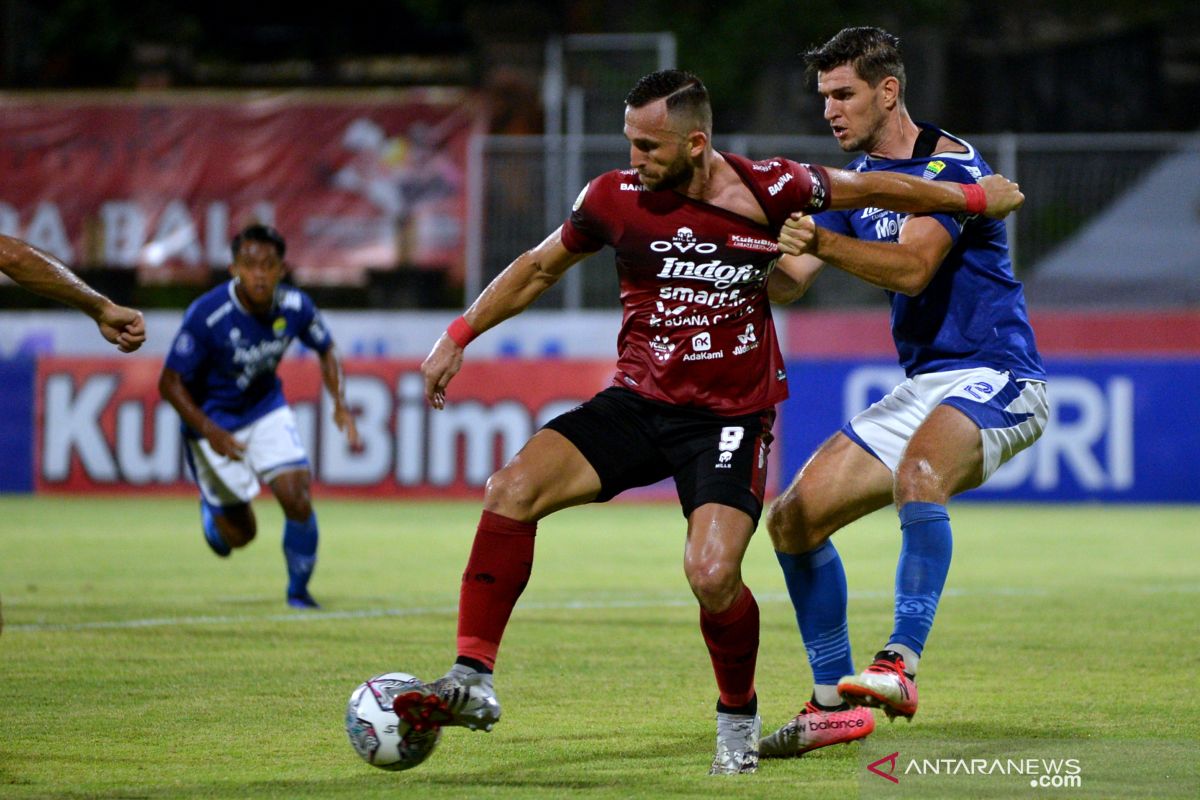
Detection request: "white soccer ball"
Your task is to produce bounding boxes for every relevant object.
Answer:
[345,672,441,771]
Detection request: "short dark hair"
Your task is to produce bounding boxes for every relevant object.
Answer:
[624,69,712,134]
[803,27,906,99]
[231,224,286,261]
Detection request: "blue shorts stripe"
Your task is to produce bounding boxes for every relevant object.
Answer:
[941,378,1033,431]
[841,421,885,464]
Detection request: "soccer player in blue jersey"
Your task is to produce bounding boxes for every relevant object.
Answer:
[159,224,359,609]
[759,27,1048,757]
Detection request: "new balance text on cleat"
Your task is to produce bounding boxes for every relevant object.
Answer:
[709,712,761,775]
[837,650,919,721]
[760,701,875,757]
[395,672,502,732]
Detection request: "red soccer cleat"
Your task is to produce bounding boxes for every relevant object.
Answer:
[760,700,875,757]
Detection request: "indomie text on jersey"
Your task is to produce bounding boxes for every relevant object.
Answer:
[655,257,765,289]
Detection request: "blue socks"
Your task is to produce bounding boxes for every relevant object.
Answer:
[775,541,854,685]
[890,502,953,656]
[283,513,319,598]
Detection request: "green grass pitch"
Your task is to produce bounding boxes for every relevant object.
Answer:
[1,497,1197,799]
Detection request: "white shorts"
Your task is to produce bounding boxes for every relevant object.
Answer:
[844,367,1049,482]
[185,406,310,507]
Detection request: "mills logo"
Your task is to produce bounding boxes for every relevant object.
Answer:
[650,227,719,254]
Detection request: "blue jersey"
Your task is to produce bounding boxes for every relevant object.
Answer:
[165,280,333,435]
[813,126,1045,380]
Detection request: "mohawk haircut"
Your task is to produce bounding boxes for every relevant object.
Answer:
[624,69,712,134]
[803,26,907,100]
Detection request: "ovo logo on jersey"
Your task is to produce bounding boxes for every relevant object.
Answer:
[650,227,718,254]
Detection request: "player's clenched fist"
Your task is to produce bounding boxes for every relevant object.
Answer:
[778,213,819,257]
[96,301,147,353]
[978,174,1024,219]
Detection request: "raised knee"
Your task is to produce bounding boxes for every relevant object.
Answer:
[765,497,826,554]
[482,467,540,522]
[217,515,256,548]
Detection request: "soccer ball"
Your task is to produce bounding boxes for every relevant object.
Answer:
[345,672,441,771]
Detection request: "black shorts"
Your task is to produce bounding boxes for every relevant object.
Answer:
[542,387,775,523]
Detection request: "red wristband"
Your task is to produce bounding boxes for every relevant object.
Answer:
[961,182,987,215]
[446,315,478,348]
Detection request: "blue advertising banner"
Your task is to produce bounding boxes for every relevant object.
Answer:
[779,358,1200,503]
[0,357,35,493]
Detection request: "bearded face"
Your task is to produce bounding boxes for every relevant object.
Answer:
[638,146,695,191]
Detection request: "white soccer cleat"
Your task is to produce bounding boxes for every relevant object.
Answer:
[394,670,502,732]
[837,650,919,721]
[709,712,761,775]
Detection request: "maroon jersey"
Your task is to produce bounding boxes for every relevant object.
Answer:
[560,152,831,415]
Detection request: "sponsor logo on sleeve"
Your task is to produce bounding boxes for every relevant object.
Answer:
[727,234,778,253]
[922,160,946,180]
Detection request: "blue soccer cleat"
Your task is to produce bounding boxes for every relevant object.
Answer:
[286,591,321,609]
[200,501,231,557]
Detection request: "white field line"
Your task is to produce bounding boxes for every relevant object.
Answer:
[5,587,1050,634]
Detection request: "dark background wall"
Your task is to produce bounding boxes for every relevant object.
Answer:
[3,0,1198,132]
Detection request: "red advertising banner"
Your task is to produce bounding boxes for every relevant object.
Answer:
[0,90,485,285]
[34,357,616,497]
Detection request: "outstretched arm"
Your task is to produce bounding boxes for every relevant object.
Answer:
[421,227,589,408]
[768,254,825,304]
[0,234,146,352]
[318,343,361,449]
[778,214,954,296]
[824,169,1023,219]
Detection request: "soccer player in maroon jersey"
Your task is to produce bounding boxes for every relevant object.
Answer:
[395,70,1023,775]
[0,234,145,638]
[0,234,145,352]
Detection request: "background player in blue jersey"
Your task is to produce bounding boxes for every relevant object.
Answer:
[159,224,359,609]
[759,27,1049,757]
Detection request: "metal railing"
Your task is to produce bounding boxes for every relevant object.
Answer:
[466,132,1200,308]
